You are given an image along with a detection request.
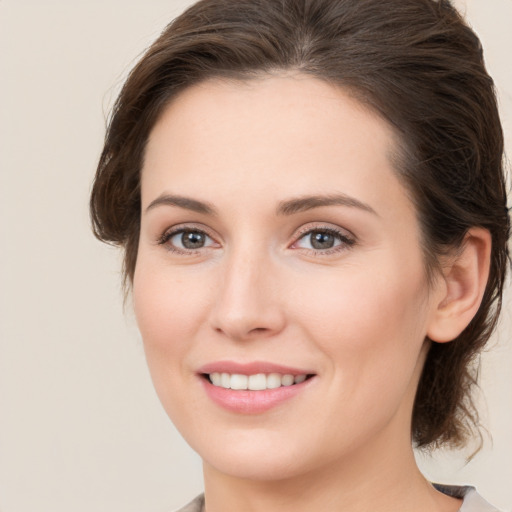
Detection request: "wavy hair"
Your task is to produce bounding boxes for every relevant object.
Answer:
[90,0,510,449]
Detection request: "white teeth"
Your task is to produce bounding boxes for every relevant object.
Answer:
[281,374,294,386]
[208,372,309,390]
[266,373,282,389]
[230,374,248,390]
[248,373,267,390]
[220,372,231,389]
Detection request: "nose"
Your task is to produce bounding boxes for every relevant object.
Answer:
[209,247,286,341]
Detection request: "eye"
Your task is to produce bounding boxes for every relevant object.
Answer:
[292,227,355,253]
[159,227,218,253]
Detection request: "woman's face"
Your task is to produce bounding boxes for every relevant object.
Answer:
[134,75,444,481]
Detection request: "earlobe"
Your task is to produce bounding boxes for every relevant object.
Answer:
[427,227,492,343]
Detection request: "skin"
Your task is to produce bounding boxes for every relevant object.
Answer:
[133,74,476,512]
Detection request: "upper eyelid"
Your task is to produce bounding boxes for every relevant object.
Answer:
[156,221,356,247]
[160,222,215,237]
[289,224,357,255]
[292,222,355,240]
[157,223,219,247]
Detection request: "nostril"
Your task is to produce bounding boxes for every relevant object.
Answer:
[249,327,269,334]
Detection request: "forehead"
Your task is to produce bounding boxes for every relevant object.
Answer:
[146,73,396,160]
[141,74,410,220]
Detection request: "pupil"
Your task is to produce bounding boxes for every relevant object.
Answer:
[182,231,205,249]
[311,231,335,249]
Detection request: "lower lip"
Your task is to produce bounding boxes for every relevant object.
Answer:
[200,376,314,414]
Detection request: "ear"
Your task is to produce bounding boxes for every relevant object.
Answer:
[427,227,492,343]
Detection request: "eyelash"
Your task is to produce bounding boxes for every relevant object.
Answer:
[157,224,356,256]
[292,225,356,255]
[157,224,217,255]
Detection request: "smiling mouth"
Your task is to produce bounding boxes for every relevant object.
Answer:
[203,372,315,390]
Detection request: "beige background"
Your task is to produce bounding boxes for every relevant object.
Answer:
[0,1,511,511]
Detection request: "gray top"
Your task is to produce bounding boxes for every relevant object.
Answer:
[173,485,501,512]
[433,485,501,512]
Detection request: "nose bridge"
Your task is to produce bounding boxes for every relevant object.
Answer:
[210,241,284,340]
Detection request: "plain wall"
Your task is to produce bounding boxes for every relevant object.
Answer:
[0,1,511,511]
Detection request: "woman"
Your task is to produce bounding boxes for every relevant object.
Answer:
[90,0,510,510]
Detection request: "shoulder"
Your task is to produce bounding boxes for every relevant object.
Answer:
[433,484,502,512]
[171,494,205,512]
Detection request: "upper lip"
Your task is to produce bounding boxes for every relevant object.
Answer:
[197,361,315,376]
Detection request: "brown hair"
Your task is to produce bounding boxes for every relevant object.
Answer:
[90,0,510,449]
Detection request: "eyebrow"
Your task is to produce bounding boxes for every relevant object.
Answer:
[144,192,377,217]
[276,194,378,216]
[145,194,217,215]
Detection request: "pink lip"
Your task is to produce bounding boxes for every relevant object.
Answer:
[197,360,312,375]
[197,361,316,414]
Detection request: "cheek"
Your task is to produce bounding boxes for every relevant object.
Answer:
[135,245,213,321]
[132,260,214,425]
[133,259,211,373]
[298,264,430,436]
[295,255,430,376]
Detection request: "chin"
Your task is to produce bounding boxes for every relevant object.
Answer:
[205,450,308,482]
[186,428,316,482]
